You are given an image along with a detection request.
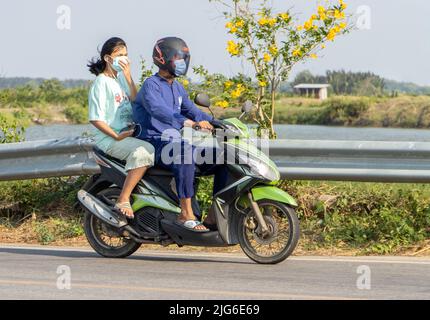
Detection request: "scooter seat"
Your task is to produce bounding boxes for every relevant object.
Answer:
[92,146,200,176]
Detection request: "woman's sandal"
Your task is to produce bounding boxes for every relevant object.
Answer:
[175,220,210,233]
[114,202,134,219]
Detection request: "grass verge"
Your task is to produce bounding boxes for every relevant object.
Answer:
[0,177,429,256]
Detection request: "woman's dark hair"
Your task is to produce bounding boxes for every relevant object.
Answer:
[87,37,127,76]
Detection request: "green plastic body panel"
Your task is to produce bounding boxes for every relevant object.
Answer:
[131,194,181,214]
[238,186,298,208]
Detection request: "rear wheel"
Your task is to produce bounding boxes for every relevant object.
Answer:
[238,200,300,264]
[83,188,141,258]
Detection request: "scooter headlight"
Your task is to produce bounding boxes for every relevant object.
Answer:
[238,153,280,182]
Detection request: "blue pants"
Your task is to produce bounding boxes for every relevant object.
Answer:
[149,138,228,199]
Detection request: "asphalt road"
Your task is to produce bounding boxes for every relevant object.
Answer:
[0,245,429,300]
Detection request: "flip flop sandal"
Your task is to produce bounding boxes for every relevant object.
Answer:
[114,202,134,219]
[176,220,210,233]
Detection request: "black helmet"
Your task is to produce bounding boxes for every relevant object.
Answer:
[153,37,190,77]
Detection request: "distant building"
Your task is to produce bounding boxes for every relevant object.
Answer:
[293,83,330,100]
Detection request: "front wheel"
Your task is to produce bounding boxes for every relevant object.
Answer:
[238,200,300,264]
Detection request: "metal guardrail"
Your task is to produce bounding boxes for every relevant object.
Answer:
[0,138,99,181]
[0,137,429,183]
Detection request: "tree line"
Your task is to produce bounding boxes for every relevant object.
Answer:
[0,79,88,109]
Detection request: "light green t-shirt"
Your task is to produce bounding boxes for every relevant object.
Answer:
[88,73,133,151]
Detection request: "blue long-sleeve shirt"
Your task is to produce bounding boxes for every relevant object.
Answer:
[133,73,213,140]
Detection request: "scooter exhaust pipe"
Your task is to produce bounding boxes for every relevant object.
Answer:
[77,190,128,228]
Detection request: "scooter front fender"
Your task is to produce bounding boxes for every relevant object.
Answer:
[239,186,298,207]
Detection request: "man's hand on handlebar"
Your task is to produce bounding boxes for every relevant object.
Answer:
[192,121,214,132]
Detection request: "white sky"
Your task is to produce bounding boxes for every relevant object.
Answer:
[1,0,429,85]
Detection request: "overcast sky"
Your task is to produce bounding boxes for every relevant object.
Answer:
[1,0,429,85]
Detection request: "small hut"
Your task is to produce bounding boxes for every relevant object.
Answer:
[293,84,330,100]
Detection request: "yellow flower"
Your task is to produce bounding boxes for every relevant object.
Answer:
[226,20,240,34]
[327,28,337,41]
[334,9,345,19]
[321,44,326,49]
[224,80,233,89]
[231,84,245,99]
[259,80,267,87]
[319,12,327,21]
[317,6,326,20]
[215,100,229,108]
[339,22,347,30]
[268,18,277,27]
[304,19,314,31]
[263,53,272,62]
[333,25,341,33]
[227,40,240,56]
[269,45,278,56]
[181,79,189,87]
[235,20,245,28]
[231,90,241,99]
[279,13,290,21]
[296,25,303,31]
[258,17,268,26]
[292,48,302,57]
[310,54,317,59]
[259,17,276,27]
[311,14,318,21]
[339,0,347,10]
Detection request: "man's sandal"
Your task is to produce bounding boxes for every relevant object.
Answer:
[203,221,218,231]
[114,202,134,219]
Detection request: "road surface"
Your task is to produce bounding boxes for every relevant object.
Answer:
[0,245,429,300]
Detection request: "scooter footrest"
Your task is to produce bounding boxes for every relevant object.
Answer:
[161,219,227,247]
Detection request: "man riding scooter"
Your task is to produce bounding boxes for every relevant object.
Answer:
[133,37,227,232]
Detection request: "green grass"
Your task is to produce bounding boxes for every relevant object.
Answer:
[197,178,430,254]
[34,217,84,245]
[0,175,429,253]
[281,181,430,254]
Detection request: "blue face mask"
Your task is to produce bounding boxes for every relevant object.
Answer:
[111,56,128,72]
[174,59,187,77]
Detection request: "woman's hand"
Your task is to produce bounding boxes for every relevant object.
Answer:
[90,121,135,141]
[115,129,135,141]
[118,58,137,101]
[118,59,131,80]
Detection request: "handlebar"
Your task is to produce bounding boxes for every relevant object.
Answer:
[192,119,223,132]
[210,119,227,129]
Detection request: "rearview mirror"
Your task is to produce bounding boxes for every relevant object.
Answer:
[194,93,211,108]
[242,100,253,113]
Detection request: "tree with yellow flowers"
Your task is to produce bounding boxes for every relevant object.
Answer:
[210,0,350,138]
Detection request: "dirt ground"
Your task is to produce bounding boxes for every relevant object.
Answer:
[1,222,429,257]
